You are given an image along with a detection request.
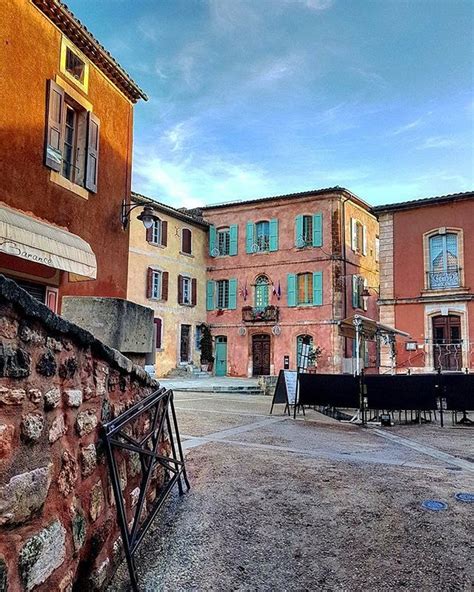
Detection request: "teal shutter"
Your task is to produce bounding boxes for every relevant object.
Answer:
[295,215,304,247]
[228,278,237,309]
[312,213,322,247]
[312,272,322,306]
[287,274,297,307]
[269,219,279,252]
[209,225,216,256]
[229,224,238,256]
[246,222,254,253]
[206,280,215,310]
[352,275,358,308]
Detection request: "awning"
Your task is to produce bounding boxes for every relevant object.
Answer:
[338,314,411,340]
[0,204,97,279]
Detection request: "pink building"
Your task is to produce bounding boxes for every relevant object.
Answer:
[202,188,379,377]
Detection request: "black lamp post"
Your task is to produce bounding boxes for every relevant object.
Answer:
[121,200,157,230]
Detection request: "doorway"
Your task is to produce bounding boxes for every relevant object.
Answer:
[252,334,271,376]
[180,325,191,363]
[432,315,462,371]
[215,336,227,376]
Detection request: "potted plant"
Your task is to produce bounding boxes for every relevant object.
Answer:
[199,323,214,371]
[307,344,323,373]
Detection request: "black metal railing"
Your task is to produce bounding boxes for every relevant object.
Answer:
[242,305,279,322]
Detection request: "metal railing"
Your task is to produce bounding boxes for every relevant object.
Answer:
[427,267,461,290]
[242,305,279,322]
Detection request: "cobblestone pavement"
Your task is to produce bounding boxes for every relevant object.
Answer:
[108,392,474,592]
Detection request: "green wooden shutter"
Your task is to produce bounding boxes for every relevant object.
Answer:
[206,280,215,310]
[229,224,238,256]
[312,272,322,306]
[352,275,358,308]
[295,215,304,247]
[312,213,322,247]
[228,278,237,309]
[269,219,279,252]
[287,274,297,307]
[209,225,216,256]
[85,112,100,192]
[246,222,254,253]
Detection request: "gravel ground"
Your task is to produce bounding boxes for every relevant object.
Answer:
[108,393,474,592]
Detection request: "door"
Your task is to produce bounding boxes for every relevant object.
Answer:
[432,315,462,371]
[215,336,227,376]
[180,325,191,363]
[252,334,271,376]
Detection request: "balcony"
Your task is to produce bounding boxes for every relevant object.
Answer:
[427,268,461,290]
[242,305,279,323]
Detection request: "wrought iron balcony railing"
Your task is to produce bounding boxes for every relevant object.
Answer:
[242,305,279,323]
[427,268,461,290]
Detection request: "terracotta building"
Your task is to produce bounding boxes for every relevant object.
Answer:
[127,193,209,376]
[375,191,474,373]
[0,0,147,313]
[202,188,379,377]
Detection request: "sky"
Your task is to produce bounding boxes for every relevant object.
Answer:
[66,0,474,208]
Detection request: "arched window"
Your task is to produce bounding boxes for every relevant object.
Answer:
[296,334,314,368]
[255,221,270,252]
[429,232,459,289]
[254,275,269,310]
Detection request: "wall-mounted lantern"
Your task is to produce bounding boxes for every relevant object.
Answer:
[120,200,158,230]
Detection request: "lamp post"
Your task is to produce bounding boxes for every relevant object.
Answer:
[120,200,158,230]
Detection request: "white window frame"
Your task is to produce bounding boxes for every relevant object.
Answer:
[151,270,162,300]
[217,227,230,256]
[216,279,229,309]
[150,219,162,245]
[182,276,192,305]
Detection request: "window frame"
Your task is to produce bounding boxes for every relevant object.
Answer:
[217,227,230,256]
[424,228,463,291]
[150,270,162,300]
[216,279,230,309]
[297,272,313,306]
[255,220,270,252]
[182,276,192,305]
[254,275,270,310]
[150,219,162,245]
[181,227,193,255]
[60,37,89,93]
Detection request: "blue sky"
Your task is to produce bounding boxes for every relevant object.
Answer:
[67,0,473,207]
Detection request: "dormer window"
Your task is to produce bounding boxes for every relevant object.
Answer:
[60,37,89,93]
[65,47,86,84]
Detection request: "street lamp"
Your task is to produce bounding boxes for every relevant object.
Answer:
[121,200,158,230]
[362,286,379,310]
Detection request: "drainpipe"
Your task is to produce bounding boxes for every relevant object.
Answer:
[341,196,350,358]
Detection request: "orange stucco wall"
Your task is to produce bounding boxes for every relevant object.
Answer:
[0,0,134,304]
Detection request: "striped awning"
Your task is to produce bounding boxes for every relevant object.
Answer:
[0,203,97,279]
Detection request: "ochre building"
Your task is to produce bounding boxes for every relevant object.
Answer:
[127,193,208,376]
[0,0,146,312]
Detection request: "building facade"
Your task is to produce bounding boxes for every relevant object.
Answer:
[127,193,208,376]
[202,188,379,377]
[375,191,474,373]
[0,0,146,312]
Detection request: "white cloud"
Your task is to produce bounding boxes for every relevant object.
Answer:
[417,136,456,149]
[162,120,197,153]
[391,117,424,136]
[289,0,334,9]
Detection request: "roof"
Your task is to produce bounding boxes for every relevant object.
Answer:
[338,315,411,340]
[32,0,147,103]
[373,190,474,214]
[201,186,373,213]
[131,192,209,229]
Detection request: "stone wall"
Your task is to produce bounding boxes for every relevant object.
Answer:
[0,276,166,591]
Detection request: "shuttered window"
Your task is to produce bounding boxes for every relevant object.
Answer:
[154,318,162,349]
[147,269,168,300]
[182,228,192,254]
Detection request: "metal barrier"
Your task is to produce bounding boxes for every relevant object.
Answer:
[102,387,189,591]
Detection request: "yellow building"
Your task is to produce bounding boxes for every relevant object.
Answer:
[127,192,208,376]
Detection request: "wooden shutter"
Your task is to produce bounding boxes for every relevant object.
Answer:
[191,278,197,306]
[287,274,297,307]
[269,219,279,252]
[312,272,323,306]
[162,272,169,301]
[229,225,238,256]
[45,80,64,171]
[161,220,168,246]
[352,275,359,308]
[146,226,153,242]
[362,225,367,256]
[295,215,304,247]
[177,275,183,304]
[228,278,237,309]
[85,112,100,192]
[154,318,162,349]
[246,222,254,253]
[146,268,153,298]
[351,218,357,251]
[209,225,217,256]
[206,280,215,311]
[312,213,322,247]
[182,229,191,254]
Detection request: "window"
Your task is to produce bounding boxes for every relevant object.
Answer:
[146,218,167,246]
[60,37,89,92]
[154,318,162,349]
[65,47,86,84]
[351,219,366,254]
[147,268,168,300]
[375,236,380,262]
[182,228,192,254]
[429,233,460,290]
[182,277,191,305]
[217,228,230,256]
[195,325,203,350]
[255,221,270,252]
[44,80,99,192]
[216,280,229,309]
[352,275,365,309]
[297,273,313,305]
[297,335,314,369]
[178,275,196,306]
[254,275,269,310]
[295,214,322,248]
[302,216,313,246]
[151,270,161,299]
[151,219,161,245]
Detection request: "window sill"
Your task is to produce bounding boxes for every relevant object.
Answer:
[148,242,165,249]
[179,303,194,307]
[420,287,469,296]
[50,171,89,199]
[180,251,194,258]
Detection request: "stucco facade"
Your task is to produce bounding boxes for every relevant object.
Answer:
[127,194,208,377]
[0,0,146,312]
[202,188,379,377]
[375,192,474,373]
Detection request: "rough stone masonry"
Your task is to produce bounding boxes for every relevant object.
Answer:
[0,276,169,591]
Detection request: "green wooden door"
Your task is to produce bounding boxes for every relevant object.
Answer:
[215,336,227,376]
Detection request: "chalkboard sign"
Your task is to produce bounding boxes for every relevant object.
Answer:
[270,370,298,415]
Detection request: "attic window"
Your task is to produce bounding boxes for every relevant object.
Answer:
[66,47,86,83]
